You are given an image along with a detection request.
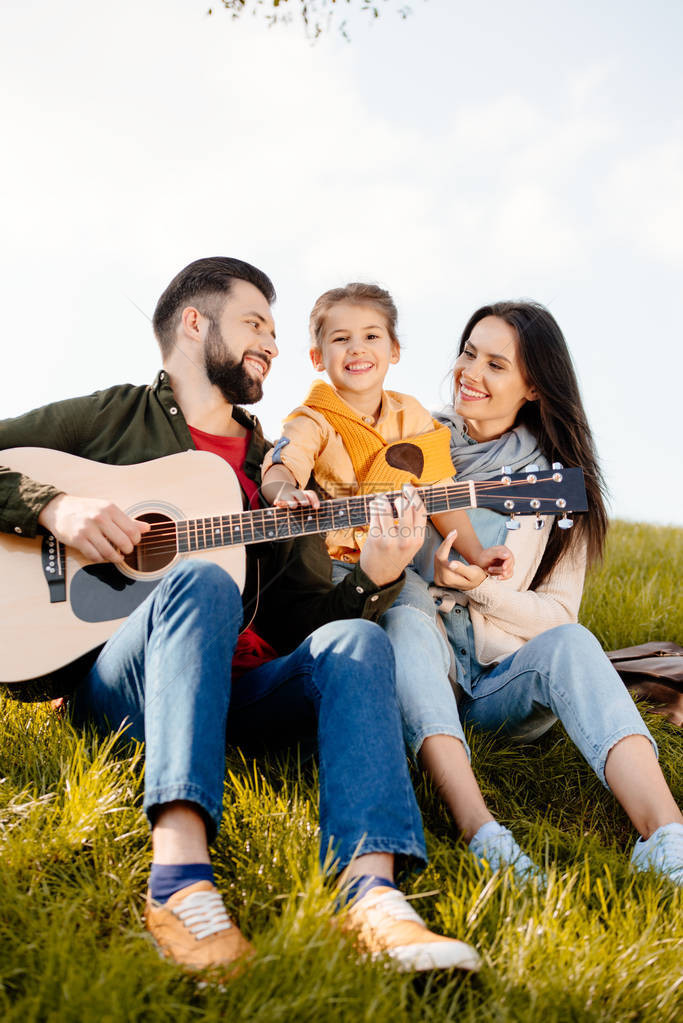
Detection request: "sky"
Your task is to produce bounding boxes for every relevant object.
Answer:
[1,0,682,524]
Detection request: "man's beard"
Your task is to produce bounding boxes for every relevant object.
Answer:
[204,321,268,405]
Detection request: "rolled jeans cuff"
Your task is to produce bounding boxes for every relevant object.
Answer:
[409,725,471,763]
[596,726,659,789]
[330,834,428,873]
[144,782,223,840]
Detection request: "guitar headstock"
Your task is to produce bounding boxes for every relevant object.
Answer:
[474,466,587,529]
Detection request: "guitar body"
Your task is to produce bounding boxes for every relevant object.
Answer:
[1,449,245,684]
[2,448,588,689]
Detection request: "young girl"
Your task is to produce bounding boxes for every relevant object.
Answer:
[261,283,513,576]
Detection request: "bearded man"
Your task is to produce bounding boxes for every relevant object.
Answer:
[0,257,481,978]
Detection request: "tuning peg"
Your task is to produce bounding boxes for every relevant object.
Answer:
[525,463,540,472]
[534,514,545,530]
[558,513,573,529]
[505,514,521,530]
[501,465,512,475]
[552,462,564,470]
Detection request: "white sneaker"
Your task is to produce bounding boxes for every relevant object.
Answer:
[469,821,545,885]
[631,822,683,886]
[344,885,481,972]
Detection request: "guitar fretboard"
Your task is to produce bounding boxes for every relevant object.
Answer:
[175,482,472,553]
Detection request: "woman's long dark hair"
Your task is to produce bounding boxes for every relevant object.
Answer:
[457,301,609,587]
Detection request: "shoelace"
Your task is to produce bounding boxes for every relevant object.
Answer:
[171,890,233,941]
[358,888,426,927]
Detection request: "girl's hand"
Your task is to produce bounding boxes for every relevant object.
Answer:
[272,483,321,510]
[261,466,320,509]
[434,530,487,590]
[475,544,514,580]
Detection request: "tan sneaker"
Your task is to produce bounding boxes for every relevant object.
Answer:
[145,880,255,977]
[344,885,481,972]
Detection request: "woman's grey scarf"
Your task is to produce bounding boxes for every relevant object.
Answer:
[434,406,544,480]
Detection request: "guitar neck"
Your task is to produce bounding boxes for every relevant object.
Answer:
[173,466,592,554]
[176,481,468,553]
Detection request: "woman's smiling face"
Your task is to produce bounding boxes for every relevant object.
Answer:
[453,315,537,441]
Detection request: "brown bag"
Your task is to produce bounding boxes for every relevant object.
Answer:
[607,642,683,726]
[606,641,683,692]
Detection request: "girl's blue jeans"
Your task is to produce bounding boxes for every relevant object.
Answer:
[333,563,656,787]
[70,559,427,870]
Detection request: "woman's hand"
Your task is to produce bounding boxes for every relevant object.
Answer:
[434,529,487,590]
[475,544,514,580]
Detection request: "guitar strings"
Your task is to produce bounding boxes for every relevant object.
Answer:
[128,474,565,549]
[131,478,566,547]
[125,475,573,556]
[131,479,560,544]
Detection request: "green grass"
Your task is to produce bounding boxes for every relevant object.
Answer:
[580,519,683,647]
[1,520,681,1022]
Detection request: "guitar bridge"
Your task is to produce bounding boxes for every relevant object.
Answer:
[41,533,67,603]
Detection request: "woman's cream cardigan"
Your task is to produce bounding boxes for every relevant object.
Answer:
[432,514,587,667]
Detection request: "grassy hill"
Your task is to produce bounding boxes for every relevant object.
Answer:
[1,520,681,1022]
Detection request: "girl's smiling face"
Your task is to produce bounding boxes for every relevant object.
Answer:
[453,315,537,441]
[310,302,399,415]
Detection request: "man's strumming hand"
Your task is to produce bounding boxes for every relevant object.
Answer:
[38,494,150,564]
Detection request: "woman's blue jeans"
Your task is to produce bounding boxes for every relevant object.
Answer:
[70,559,427,870]
[373,569,656,787]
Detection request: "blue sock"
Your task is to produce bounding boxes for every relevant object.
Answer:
[149,862,215,905]
[337,874,397,908]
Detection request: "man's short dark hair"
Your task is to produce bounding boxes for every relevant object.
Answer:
[152,257,276,356]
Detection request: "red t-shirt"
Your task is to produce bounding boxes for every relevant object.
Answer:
[189,424,278,677]
[188,425,261,510]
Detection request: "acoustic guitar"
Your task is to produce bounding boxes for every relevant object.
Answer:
[0,448,587,686]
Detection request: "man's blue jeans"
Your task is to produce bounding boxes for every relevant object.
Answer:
[70,560,427,870]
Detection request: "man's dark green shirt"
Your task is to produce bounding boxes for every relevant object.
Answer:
[0,372,404,656]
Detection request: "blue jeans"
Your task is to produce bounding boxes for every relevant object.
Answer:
[70,559,427,870]
[339,510,655,796]
[380,583,656,787]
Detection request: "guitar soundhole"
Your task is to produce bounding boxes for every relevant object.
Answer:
[123,512,177,574]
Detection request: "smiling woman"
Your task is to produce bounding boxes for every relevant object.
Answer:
[453,316,537,441]
[380,298,683,886]
[451,301,609,581]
